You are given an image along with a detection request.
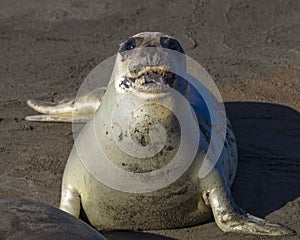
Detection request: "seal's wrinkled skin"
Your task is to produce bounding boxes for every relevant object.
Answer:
[26,32,294,235]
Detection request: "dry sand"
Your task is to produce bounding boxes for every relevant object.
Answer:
[0,0,299,239]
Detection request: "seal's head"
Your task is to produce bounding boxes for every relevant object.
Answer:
[114,32,187,94]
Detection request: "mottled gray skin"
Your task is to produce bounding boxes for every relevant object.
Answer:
[27,32,294,236]
[0,198,106,240]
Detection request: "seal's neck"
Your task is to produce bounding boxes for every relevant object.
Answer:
[95,85,183,172]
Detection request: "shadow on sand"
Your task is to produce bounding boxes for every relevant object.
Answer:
[226,102,300,217]
[103,231,177,240]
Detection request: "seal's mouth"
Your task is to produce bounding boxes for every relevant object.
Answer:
[121,67,176,92]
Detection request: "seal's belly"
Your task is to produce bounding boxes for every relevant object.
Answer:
[81,170,211,230]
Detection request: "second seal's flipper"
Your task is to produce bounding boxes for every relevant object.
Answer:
[208,186,295,236]
[26,88,105,123]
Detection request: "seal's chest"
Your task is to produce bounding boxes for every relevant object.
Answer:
[128,103,180,148]
[98,102,183,173]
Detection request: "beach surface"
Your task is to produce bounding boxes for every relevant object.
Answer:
[0,0,299,239]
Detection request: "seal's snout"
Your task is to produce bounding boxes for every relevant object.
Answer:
[121,66,176,92]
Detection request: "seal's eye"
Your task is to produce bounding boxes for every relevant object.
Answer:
[161,37,183,53]
[167,39,180,51]
[120,38,140,53]
[125,41,136,50]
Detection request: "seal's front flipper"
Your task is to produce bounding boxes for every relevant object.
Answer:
[26,88,105,123]
[59,183,81,218]
[208,186,295,236]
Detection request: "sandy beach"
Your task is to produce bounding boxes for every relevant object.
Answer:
[0,1,299,239]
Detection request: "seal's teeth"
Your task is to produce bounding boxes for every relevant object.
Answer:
[131,67,167,78]
[135,76,146,87]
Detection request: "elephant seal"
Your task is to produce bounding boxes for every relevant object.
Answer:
[26,32,294,236]
[0,198,106,240]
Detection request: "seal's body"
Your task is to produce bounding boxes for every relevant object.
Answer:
[60,83,235,230]
[26,32,293,236]
[0,198,106,240]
